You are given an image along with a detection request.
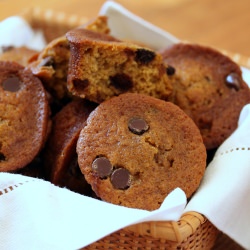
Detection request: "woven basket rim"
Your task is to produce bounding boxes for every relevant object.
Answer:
[125,211,206,242]
[19,7,89,28]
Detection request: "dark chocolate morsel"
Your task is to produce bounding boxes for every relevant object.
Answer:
[111,168,131,189]
[166,65,175,76]
[128,117,149,135]
[135,49,156,64]
[92,157,113,178]
[2,76,21,92]
[225,73,241,91]
[110,73,133,91]
[72,78,89,91]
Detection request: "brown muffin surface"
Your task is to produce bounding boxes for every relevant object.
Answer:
[66,28,173,103]
[28,16,111,102]
[0,46,37,66]
[44,98,97,195]
[77,93,206,210]
[0,61,50,172]
[161,43,250,149]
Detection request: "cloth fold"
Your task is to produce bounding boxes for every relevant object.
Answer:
[185,104,250,250]
[0,173,186,250]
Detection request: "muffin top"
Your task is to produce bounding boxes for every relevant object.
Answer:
[161,43,250,149]
[0,61,50,172]
[77,93,206,210]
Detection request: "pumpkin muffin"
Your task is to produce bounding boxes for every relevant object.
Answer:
[66,28,173,103]
[0,61,50,172]
[77,93,206,210]
[161,43,250,149]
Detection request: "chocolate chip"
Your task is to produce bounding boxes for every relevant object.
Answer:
[111,168,131,189]
[92,157,113,178]
[110,73,133,91]
[166,65,175,76]
[128,117,149,135]
[2,76,21,92]
[135,49,156,64]
[225,73,241,91]
[72,78,89,91]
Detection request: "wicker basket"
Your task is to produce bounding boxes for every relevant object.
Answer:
[17,7,246,249]
[83,212,218,249]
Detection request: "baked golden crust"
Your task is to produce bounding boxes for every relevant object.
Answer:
[28,16,111,101]
[77,93,206,210]
[66,28,173,103]
[161,43,250,149]
[0,61,50,172]
[0,46,38,66]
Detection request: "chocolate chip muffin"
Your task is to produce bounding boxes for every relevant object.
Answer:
[77,93,206,210]
[66,28,173,103]
[28,16,111,103]
[160,43,250,149]
[0,61,50,172]
[44,98,97,195]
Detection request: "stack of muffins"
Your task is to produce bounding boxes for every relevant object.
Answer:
[0,15,249,211]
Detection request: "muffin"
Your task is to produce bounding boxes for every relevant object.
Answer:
[66,28,173,103]
[77,93,206,210]
[28,16,111,103]
[160,43,250,149]
[44,98,97,195]
[0,61,50,172]
[0,46,37,66]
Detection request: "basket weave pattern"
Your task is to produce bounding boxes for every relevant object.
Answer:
[83,217,218,249]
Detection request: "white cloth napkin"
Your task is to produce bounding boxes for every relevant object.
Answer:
[185,104,250,250]
[0,174,186,250]
[0,16,46,51]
